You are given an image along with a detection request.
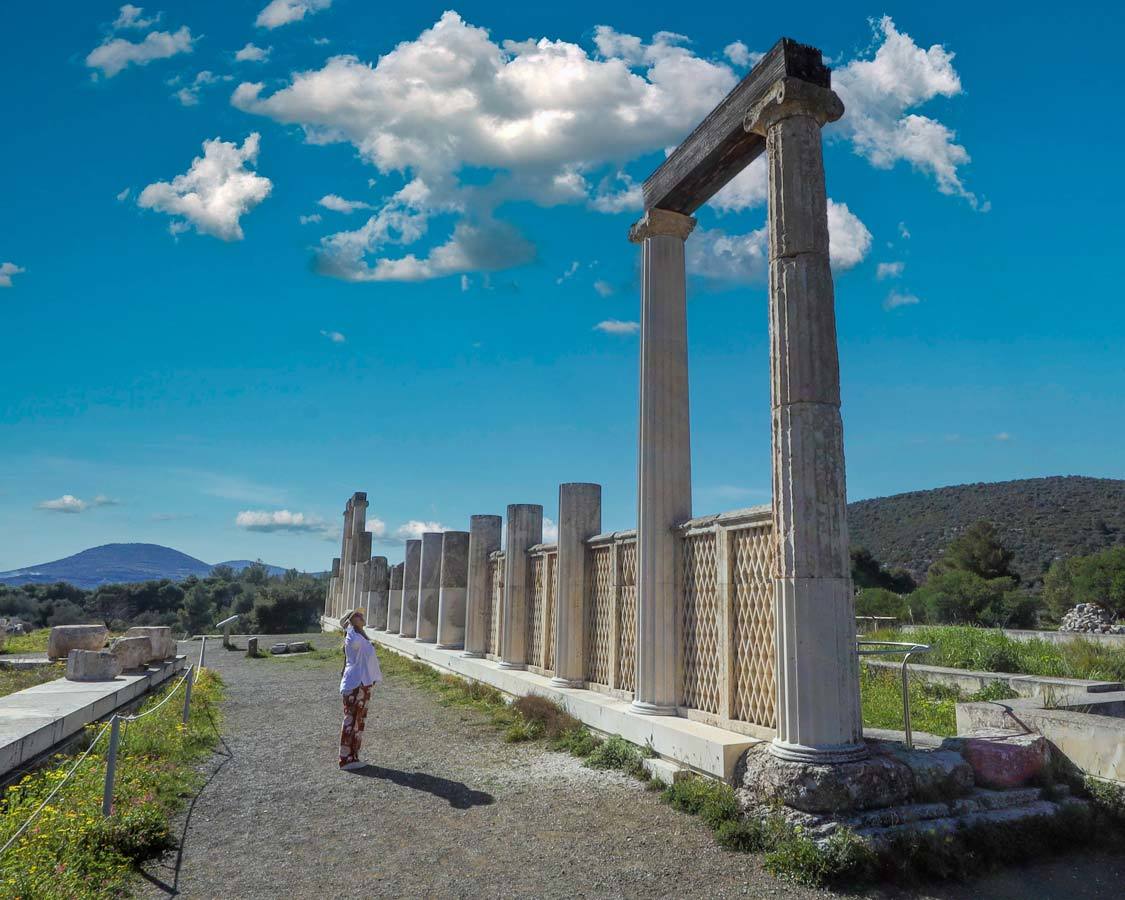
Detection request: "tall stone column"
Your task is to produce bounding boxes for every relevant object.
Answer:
[463,514,502,658]
[327,557,340,620]
[339,500,355,619]
[628,208,695,716]
[551,484,602,687]
[436,531,470,649]
[499,504,543,670]
[387,562,404,633]
[351,530,373,615]
[746,77,865,763]
[400,539,421,638]
[354,558,371,621]
[369,556,390,630]
[415,532,443,642]
[346,493,369,614]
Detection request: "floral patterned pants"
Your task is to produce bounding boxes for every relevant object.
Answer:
[339,684,372,766]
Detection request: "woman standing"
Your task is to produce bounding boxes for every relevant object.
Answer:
[338,608,382,770]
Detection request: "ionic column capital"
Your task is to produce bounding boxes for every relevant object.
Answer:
[628,208,696,244]
[744,77,844,136]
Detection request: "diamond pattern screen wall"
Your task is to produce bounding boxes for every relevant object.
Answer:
[617,540,638,692]
[544,551,558,672]
[586,544,615,686]
[527,553,547,668]
[681,532,722,715]
[731,525,776,727]
[487,553,504,659]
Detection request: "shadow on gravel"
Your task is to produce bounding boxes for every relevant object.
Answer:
[348,764,494,810]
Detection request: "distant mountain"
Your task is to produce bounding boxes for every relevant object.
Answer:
[848,476,1125,585]
[0,543,293,589]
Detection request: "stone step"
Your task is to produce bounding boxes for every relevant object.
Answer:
[854,799,1084,845]
[949,787,1043,814]
[841,787,1044,830]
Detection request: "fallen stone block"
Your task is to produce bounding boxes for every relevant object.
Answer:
[66,649,122,682]
[642,757,689,787]
[287,641,311,654]
[123,626,176,663]
[270,643,289,655]
[47,624,108,661]
[110,635,151,671]
[247,637,259,657]
[955,731,1050,789]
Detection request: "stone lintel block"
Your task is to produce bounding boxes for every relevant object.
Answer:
[47,624,108,661]
[110,636,152,672]
[124,626,176,662]
[951,731,1051,790]
[769,253,840,407]
[66,649,122,682]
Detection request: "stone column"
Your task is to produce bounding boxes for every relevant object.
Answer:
[628,208,695,716]
[436,531,470,649]
[327,557,340,620]
[499,504,543,670]
[551,484,602,687]
[339,500,355,619]
[369,557,390,630]
[346,493,369,614]
[387,562,404,633]
[351,530,373,615]
[415,532,443,642]
[746,77,865,763]
[463,515,502,658]
[400,539,421,638]
[354,558,371,621]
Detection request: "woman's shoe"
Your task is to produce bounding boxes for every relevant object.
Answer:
[340,760,365,771]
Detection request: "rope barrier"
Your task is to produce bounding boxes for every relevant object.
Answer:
[121,665,193,722]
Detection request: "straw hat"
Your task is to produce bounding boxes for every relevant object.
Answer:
[339,608,363,629]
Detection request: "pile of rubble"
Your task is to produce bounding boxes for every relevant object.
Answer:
[1059,602,1125,634]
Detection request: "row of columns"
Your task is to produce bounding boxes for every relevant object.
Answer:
[325,492,379,623]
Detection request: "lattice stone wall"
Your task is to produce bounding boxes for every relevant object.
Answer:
[526,549,558,673]
[586,544,615,686]
[545,552,558,671]
[617,540,638,692]
[731,524,776,727]
[486,552,504,659]
[681,532,722,715]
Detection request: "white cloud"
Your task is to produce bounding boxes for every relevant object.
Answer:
[394,520,449,541]
[113,5,161,30]
[826,199,871,270]
[37,495,87,513]
[833,17,977,205]
[116,187,131,201]
[589,172,643,214]
[722,41,762,68]
[0,262,25,288]
[877,261,905,280]
[594,319,639,335]
[299,213,322,224]
[368,518,387,538]
[173,71,226,107]
[235,43,271,62]
[137,133,272,241]
[995,432,1012,442]
[556,260,579,285]
[91,495,120,507]
[318,194,372,214]
[256,0,332,30]
[236,509,332,534]
[884,290,920,310]
[87,25,194,78]
[709,156,767,213]
[898,221,911,239]
[320,329,345,343]
[542,517,559,543]
[593,279,614,297]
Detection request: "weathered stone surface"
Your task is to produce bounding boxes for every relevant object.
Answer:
[463,515,502,658]
[110,636,152,671]
[551,484,601,687]
[869,741,974,800]
[737,742,911,814]
[66,649,122,682]
[499,505,543,670]
[415,532,443,643]
[47,624,108,661]
[287,641,310,653]
[247,637,258,657]
[953,731,1050,789]
[124,626,175,662]
[400,540,421,638]
[270,643,289,655]
[435,531,470,649]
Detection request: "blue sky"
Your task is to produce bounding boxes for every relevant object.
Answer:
[2,1,1122,572]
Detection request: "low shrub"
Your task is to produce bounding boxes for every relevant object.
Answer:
[585,735,647,778]
[550,727,601,758]
[510,695,582,740]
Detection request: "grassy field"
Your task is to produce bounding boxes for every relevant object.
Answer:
[0,663,65,700]
[859,665,1013,737]
[1,628,50,656]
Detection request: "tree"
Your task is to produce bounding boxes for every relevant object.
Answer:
[912,570,1040,628]
[179,583,214,635]
[1044,546,1125,619]
[930,520,1017,581]
[851,547,917,594]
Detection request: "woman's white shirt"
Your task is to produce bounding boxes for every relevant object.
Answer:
[340,625,383,694]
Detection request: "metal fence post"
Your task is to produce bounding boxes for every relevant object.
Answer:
[198,635,207,670]
[182,665,194,725]
[102,716,121,817]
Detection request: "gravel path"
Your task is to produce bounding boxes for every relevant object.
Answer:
[140,634,1125,900]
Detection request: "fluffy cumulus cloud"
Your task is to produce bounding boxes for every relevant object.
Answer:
[235,42,271,62]
[256,0,332,30]
[173,71,227,107]
[594,319,639,335]
[137,133,272,240]
[0,262,25,288]
[87,24,194,78]
[113,5,161,30]
[235,509,331,534]
[37,494,117,513]
[722,41,762,68]
[542,517,559,543]
[884,289,920,311]
[394,520,449,541]
[877,261,904,280]
[318,194,372,214]
[320,329,345,343]
[826,200,872,269]
[299,213,322,224]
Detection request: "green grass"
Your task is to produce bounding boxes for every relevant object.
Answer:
[0,663,65,700]
[860,664,1017,737]
[869,625,1125,681]
[0,668,225,899]
[1,629,50,656]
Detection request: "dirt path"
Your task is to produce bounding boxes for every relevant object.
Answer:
[141,634,1125,900]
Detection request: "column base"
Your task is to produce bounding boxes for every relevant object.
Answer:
[498,660,527,671]
[769,737,869,765]
[549,676,584,689]
[435,642,463,651]
[629,699,678,717]
[461,650,485,659]
[414,637,436,644]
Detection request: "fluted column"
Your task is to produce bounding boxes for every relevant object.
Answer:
[387,562,404,633]
[551,484,601,687]
[499,504,543,670]
[369,556,390,630]
[346,493,369,614]
[436,531,470,649]
[327,557,340,620]
[354,558,371,621]
[746,77,865,763]
[351,530,372,614]
[628,208,695,716]
[400,539,421,638]
[463,515,502,658]
[339,500,355,619]
[415,532,443,642]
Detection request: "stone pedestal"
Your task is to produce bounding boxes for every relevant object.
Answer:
[400,540,421,638]
[499,504,543,670]
[66,649,122,682]
[436,531,470,649]
[415,532,443,642]
[388,562,404,633]
[369,557,390,631]
[463,515,502,658]
[47,624,108,661]
[745,77,864,763]
[629,208,695,716]
[124,626,176,663]
[551,484,601,688]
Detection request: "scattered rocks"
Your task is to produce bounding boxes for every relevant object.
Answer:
[270,643,290,655]
[953,731,1050,789]
[1059,602,1125,634]
[269,641,312,655]
[124,626,177,662]
[110,635,152,671]
[47,624,108,661]
[66,649,122,681]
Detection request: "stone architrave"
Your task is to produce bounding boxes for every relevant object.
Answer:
[745,77,865,763]
[110,636,151,671]
[388,562,404,633]
[499,504,543,670]
[628,208,696,716]
[66,649,122,681]
[462,515,502,658]
[47,624,108,661]
[400,540,422,638]
[435,531,470,649]
[415,532,443,642]
[551,484,602,687]
[369,557,390,630]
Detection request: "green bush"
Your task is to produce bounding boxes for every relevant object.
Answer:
[550,727,601,758]
[586,735,646,778]
[855,587,912,621]
[511,695,582,740]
